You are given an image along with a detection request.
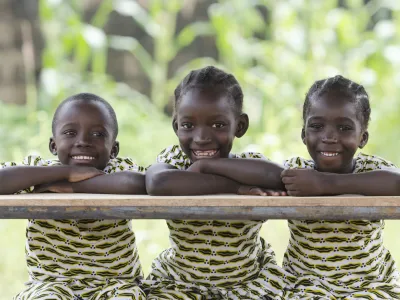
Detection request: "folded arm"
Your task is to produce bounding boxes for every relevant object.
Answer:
[326,170,400,196]
[146,163,240,196]
[190,158,285,190]
[282,169,400,196]
[72,171,146,194]
[0,166,84,195]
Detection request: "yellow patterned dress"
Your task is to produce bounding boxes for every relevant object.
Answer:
[282,153,400,299]
[1,156,146,300]
[143,145,296,300]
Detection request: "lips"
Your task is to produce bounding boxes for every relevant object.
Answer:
[192,149,219,158]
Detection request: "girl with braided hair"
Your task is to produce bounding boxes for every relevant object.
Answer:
[281,75,400,299]
[144,66,295,299]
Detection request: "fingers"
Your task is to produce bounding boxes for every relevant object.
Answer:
[281,169,297,178]
[250,188,267,196]
[282,176,295,184]
[33,184,47,193]
[287,190,300,196]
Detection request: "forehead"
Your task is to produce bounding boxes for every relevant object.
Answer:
[178,88,235,116]
[308,91,358,119]
[56,100,113,127]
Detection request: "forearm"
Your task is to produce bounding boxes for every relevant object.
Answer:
[72,172,146,194]
[324,170,400,196]
[0,166,71,194]
[199,159,285,190]
[146,169,240,196]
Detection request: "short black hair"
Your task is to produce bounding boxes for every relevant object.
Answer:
[51,93,118,138]
[174,66,243,116]
[303,75,371,128]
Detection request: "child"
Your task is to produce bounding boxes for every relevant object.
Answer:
[1,93,146,300]
[281,75,400,299]
[144,66,295,300]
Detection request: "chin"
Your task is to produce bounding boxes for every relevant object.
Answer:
[315,161,343,173]
[70,161,96,167]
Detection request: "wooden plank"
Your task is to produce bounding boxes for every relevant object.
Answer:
[0,194,399,219]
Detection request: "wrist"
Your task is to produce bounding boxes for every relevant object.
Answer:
[197,159,209,173]
[320,173,336,195]
[54,165,74,181]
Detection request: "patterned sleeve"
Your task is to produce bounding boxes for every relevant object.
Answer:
[238,152,268,160]
[354,153,397,173]
[283,156,315,170]
[1,155,61,194]
[103,157,145,174]
[156,145,191,170]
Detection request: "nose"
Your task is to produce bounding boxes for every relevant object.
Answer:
[193,127,212,145]
[75,133,93,147]
[322,127,338,144]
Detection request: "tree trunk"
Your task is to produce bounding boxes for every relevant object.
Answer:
[0,0,42,105]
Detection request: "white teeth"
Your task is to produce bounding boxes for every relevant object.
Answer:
[72,156,95,160]
[320,152,339,157]
[193,150,217,157]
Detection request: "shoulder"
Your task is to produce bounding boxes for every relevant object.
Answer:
[354,153,397,173]
[156,145,191,170]
[1,155,60,168]
[104,157,145,173]
[235,152,268,160]
[283,156,315,169]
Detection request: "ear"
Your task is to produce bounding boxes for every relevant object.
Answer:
[110,141,120,159]
[301,128,306,145]
[49,137,57,155]
[358,131,369,149]
[172,117,179,135]
[235,113,249,138]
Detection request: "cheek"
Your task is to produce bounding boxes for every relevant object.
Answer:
[176,130,191,143]
[216,131,234,147]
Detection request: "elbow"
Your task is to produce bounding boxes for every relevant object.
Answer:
[146,172,170,196]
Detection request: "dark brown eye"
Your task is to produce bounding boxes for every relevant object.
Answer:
[63,130,76,136]
[181,123,193,129]
[338,125,353,131]
[212,122,226,128]
[309,123,323,129]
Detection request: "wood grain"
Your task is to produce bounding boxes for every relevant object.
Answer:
[0,194,399,219]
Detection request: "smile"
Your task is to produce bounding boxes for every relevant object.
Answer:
[320,152,339,157]
[192,149,219,157]
[71,156,96,160]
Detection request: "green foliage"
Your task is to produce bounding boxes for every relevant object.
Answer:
[1,0,400,298]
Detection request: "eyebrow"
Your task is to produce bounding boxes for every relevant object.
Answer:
[308,116,356,124]
[59,123,109,130]
[179,114,230,120]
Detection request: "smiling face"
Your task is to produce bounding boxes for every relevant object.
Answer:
[303,91,368,173]
[49,100,119,170]
[174,88,248,163]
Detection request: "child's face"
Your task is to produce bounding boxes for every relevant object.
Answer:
[49,101,119,170]
[303,92,368,173]
[174,88,248,162]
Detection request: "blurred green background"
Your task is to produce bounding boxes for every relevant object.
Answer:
[1,0,400,298]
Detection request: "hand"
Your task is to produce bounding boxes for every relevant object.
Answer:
[68,166,104,182]
[281,169,327,196]
[34,180,73,193]
[237,185,287,196]
[187,160,205,173]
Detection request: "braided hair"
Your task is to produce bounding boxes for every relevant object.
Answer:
[52,93,118,139]
[174,66,243,116]
[303,75,371,128]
